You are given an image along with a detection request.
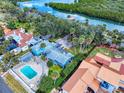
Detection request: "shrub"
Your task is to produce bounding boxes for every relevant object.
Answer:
[55,76,64,87]
[118,47,124,51]
[49,65,62,73]
[41,55,46,61]
[36,89,46,93]
[54,60,79,87]
[60,72,65,77]
[73,53,86,62]
[47,60,53,67]
[63,61,78,76]
[37,76,54,93]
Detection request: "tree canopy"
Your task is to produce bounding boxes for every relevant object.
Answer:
[49,0,124,23]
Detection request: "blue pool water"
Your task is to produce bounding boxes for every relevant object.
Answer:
[18,0,124,32]
[21,66,37,79]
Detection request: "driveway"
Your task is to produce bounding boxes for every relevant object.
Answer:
[0,76,13,93]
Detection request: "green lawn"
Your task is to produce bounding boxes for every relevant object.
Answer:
[88,47,124,58]
[5,73,27,93]
[66,45,93,55]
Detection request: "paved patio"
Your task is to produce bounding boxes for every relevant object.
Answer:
[56,38,72,49]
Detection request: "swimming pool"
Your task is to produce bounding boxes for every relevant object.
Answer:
[21,66,37,79]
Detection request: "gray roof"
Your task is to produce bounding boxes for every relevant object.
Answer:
[19,52,33,62]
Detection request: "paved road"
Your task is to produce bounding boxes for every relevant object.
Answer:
[0,76,13,93]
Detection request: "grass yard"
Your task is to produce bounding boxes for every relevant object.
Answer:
[66,45,94,55]
[88,47,124,58]
[4,73,27,93]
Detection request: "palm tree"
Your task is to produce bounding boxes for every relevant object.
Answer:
[3,52,12,65]
[70,27,76,38]
[51,71,60,85]
[93,29,106,46]
[85,19,89,26]
[111,29,124,46]
[40,43,46,48]
[0,62,4,72]
[4,40,10,48]
[0,46,5,55]
[72,37,78,46]
[78,35,85,52]
[0,27,4,37]
[72,37,78,54]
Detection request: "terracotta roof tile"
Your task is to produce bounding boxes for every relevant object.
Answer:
[63,68,88,92]
[111,58,124,62]
[94,56,110,66]
[4,28,33,47]
[4,28,13,36]
[63,53,124,93]
[97,66,120,86]
[89,79,100,92]
[120,64,124,75]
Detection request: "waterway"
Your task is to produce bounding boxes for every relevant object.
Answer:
[18,0,124,32]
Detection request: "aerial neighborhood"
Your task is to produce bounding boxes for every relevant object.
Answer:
[0,0,124,93]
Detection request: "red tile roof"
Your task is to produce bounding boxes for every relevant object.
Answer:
[94,56,110,66]
[4,28,33,47]
[94,53,124,76]
[63,68,88,92]
[4,28,13,36]
[120,64,124,75]
[63,53,124,93]
[111,58,124,63]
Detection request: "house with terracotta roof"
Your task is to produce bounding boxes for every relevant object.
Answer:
[3,27,33,51]
[62,53,124,93]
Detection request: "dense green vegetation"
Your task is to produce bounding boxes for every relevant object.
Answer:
[0,0,124,93]
[0,27,4,37]
[0,0,17,13]
[0,0,29,21]
[37,76,54,93]
[49,0,124,23]
[6,8,124,48]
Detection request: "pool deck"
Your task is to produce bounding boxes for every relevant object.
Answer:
[20,66,37,79]
[11,60,48,92]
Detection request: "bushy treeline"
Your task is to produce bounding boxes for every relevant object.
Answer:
[49,0,124,23]
[6,7,124,47]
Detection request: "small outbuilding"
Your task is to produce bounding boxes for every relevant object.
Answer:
[31,43,45,56]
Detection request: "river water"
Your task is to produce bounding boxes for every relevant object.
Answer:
[18,0,124,32]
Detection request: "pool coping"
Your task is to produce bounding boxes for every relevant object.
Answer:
[20,65,38,80]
